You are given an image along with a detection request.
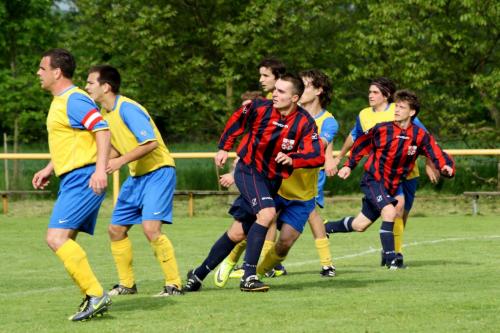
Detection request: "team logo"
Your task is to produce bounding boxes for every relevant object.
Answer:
[273,121,289,128]
[312,132,318,140]
[261,196,273,201]
[281,138,295,150]
[407,145,417,156]
[251,198,257,207]
[140,130,148,137]
[376,195,383,202]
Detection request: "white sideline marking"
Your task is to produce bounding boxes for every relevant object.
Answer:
[286,235,500,267]
[1,235,499,297]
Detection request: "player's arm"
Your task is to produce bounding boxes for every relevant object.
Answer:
[106,140,158,174]
[420,132,455,178]
[413,116,440,183]
[282,121,325,169]
[90,129,111,194]
[320,117,339,176]
[332,117,360,174]
[32,161,54,189]
[110,146,121,159]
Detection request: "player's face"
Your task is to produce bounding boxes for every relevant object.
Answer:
[85,72,105,102]
[272,79,298,110]
[299,77,321,105]
[394,100,415,122]
[259,67,277,93]
[368,85,387,108]
[37,56,57,90]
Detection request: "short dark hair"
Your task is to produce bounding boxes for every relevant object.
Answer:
[258,58,286,79]
[280,72,305,98]
[299,69,333,108]
[88,65,121,94]
[394,89,420,116]
[42,48,76,79]
[370,77,396,103]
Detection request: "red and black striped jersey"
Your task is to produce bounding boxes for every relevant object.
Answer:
[345,121,455,195]
[218,99,324,179]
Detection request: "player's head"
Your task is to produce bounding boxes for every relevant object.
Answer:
[299,69,333,108]
[37,48,76,91]
[394,89,420,121]
[272,72,304,110]
[258,57,286,93]
[368,77,396,107]
[85,65,121,102]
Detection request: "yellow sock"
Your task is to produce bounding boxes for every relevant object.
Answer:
[55,239,103,297]
[394,217,405,253]
[228,240,247,264]
[151,234,181,287]
[315,237,333,267]
[260,240,275,260]
[257,246,286,275]
[111,237,135,288]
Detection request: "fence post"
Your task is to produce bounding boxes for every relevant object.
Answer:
[3,133,8,191]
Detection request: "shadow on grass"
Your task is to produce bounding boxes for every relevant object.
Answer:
[406,259,477,267]
[108,295,178,313]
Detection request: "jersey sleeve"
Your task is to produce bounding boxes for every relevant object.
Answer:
[350,116,363,141]
[67,93,108,131]
[419,131,455,177]
[217,100,256,151]
[119,102,157,144]
[320,117,339,144]
[413,116,428,132]
[345,127,374,169]
[290,119,325,169]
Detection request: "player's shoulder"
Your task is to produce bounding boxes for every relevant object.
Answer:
[251,98,272,109]
[373,121,393,130]
[297,105,316,123]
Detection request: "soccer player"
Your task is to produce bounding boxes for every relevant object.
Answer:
[85,65,182,296]
[183,73,324,292]
[256,69,339,278]
[329,78,437,267]
[216,58,287,282]
[32,48,111,321]
[325,90,455,268]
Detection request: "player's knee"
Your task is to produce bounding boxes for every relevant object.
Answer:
[143,229,161,242]
[275,242,290,257]
[108,224,126,241]
[46,234,65,252]
[227,229,245,243]
[257,207,276,226]
[352,218,370,232]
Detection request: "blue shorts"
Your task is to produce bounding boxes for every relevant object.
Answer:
[112,166,176,225]
[402,178,418,212]
[315,169,326,208]
[233,161,281,215]
[49,164,106,235]
[275,195,316,233]
[360,174,398,222]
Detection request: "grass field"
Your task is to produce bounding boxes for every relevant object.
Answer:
[0,198,499,333]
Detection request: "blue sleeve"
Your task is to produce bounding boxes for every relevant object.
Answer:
[320,117,339,144]
[120,102,156,144]
[350,116,363,141]
[413,116,428,132]
[67,93,108,131]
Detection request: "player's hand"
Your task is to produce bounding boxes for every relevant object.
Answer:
[215,150,228,168]
[32,167,52,189]
[106,157,124,174]
[425,161,440,184]
[337,166,351,179]
[440,165,454,177]
[219,173,235,188]
[275,152,292,165]
[241,99,252,106]
[324,157,338,177]
[89,169,107,195]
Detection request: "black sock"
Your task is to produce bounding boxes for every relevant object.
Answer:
[194,232,237,280]
[325,216,354,233]
[242,223,268,279]
[379,221,395,263]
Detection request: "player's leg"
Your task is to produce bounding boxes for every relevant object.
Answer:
[308,209,335,277]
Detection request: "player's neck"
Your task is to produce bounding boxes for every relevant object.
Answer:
[51,79,73,96]
[277,103,297,117]
[101,94,118,111]
[301,99,322,117]
[395,118,411,129]
[373,102,389,113]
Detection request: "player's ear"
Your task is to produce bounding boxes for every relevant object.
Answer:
[410,109,416,118]
[292,94,300,103]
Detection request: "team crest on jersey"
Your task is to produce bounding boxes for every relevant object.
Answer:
[251,198,257,207]
[312,132,318,140]
[281,138,295,150]
[407,145,417,156]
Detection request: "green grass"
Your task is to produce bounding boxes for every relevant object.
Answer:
[0,198,499,332]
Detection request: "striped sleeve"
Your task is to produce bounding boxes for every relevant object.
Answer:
[420,131,455,177]
[345,128,374,169]
[67,93,108,131]
[290,119,325,169]
[217,101,254,151]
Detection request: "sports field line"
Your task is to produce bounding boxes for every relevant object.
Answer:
[1,235,499,298]
[285,234,500,267]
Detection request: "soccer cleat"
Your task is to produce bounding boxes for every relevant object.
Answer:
[240,275,269,292]
[229,266,244,279]
[265,264,287,278]
[391,253,407,269]
[68,293,112,321]
[182,269,202,292]
[320,265,336,277]
[214,258,236,288]
[109,284,138,296]
[154,284,184,297]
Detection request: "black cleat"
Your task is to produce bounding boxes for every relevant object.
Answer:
[320,265,336,277]
[68,293,112,321]
[182,269,202,292]
[109,284,138,296]
[240,275,269,292]
[390,253,406,269]
[155,284,184,297]
[380,250,387,267]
